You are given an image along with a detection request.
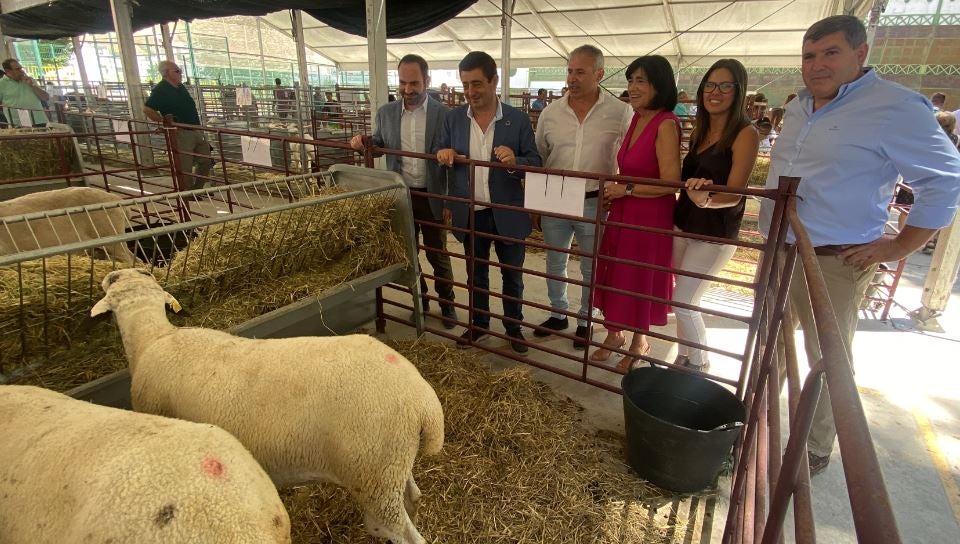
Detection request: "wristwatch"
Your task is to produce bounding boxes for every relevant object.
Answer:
[625,183,634,196]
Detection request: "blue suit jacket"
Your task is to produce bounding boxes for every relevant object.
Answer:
[435,102,541,241]
[370,96,449,219]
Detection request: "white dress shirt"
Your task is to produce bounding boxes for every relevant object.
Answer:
[466,101,504,210]
[534,92,633,192]
[399,99,428,188]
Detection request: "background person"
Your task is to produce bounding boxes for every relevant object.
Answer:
[144,60,212,191]
[0,58,49,127]
[672,58,759,371]
[591,55,682,371]
[530,88,548,112]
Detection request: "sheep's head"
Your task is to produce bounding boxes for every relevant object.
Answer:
[91,269,182,317]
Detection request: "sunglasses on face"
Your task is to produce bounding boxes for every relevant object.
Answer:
[703,82,737,94]
[167,69,182,74]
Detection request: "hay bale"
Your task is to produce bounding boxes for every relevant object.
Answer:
[281,341,690,543]
[0,126,82,182]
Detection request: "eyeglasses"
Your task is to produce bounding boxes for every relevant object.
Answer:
[703,81,737,94]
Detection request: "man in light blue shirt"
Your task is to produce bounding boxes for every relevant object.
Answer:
[759,15,960,475]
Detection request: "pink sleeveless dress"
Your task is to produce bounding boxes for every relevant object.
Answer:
[593,110,679,332]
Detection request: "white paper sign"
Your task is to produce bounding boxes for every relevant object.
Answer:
[236,87,252,107]
[524,173,586,218]
[112,119,130,143]
[241,135,273,167]
[96,85,108,99]
[16,109,33,128]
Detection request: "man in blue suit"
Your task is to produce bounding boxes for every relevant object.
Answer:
[436,51,542,353]
[351,54,457,328]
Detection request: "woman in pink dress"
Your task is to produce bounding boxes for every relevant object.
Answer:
[591,55,682,371]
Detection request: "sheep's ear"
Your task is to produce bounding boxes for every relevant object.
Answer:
[165,292,182,313]
[91,297,111,317]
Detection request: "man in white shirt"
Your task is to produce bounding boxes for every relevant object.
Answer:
[351,55,457,327]
[533,45,632,349]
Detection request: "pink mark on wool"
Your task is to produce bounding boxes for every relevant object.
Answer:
[201,457,225,478]
[385,353,399,364]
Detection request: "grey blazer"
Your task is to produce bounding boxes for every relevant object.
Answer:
[370,96,450,220]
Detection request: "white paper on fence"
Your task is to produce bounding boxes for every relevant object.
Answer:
[241,135,273,167]
[236,87,252,106]
[523,173,586,218]
[112,119,131,143]
[16,109,33,128]
[96,85,108,99]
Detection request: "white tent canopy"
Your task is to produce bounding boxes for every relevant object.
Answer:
[262,0,873,71]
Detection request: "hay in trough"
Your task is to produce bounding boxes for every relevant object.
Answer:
[0,126,83,182]
[2,185,406,377]
[0,255,130,372]
[164,186,405,295]
[280,340,691,544]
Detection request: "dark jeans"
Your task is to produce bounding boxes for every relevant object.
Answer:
[465,208,525,334]
[410,191,455,305]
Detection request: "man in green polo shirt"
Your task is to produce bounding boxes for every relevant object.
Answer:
[144,60,212,191]
[0,58,50,127]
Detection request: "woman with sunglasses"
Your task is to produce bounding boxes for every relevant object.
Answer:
[672,58,759,371]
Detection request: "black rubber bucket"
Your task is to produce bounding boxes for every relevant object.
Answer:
[622,366,745,493]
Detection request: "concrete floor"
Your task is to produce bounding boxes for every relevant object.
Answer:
[375,234,960,544]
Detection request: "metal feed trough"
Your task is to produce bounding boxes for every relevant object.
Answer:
[0,165,422,383]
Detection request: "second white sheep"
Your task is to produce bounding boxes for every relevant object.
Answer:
[92,268,445,544]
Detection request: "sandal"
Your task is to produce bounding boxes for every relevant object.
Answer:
[589,334,625,362]
[615,343,651,372]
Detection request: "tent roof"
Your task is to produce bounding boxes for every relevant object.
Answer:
[2,0,873,70]
[265,0,873,70]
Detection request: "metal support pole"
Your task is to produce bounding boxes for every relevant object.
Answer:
[184,21,198,83]
[256,18,267,85]
[109,0,155,166]
[71,36,94,108]
[31,39,43,78]
[365,0,388,118]
[500,0,513,104]
[292,10,312,88]
[0,21,13,59]
[160,22,176,61]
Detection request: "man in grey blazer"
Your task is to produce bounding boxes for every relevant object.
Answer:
[351,54,457,328]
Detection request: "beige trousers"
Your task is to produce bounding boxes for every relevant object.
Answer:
[786,254,873,457]
[175,129,213,191]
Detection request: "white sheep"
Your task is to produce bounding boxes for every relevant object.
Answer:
[0,186,136,264]
[0,385,291,544]
[91,268,445,544]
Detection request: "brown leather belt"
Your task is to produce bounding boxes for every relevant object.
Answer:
[787,243,859,257]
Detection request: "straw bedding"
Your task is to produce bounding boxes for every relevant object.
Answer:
[281,341,691,543]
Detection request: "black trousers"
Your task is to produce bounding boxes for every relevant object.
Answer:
[463,208,525,334]
[411,191,455,305]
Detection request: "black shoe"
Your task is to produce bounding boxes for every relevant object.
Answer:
[507,330,529,354]
[573,325,589,350]
[533,316,569,337]
[457,327,488,349]
[808,451,830,476]
[440,304,458,330]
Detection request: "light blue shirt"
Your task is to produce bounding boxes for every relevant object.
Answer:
[759,68,960,246]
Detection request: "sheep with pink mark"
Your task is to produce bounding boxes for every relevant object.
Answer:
[0,385,291,544]
[91,268,446,544]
